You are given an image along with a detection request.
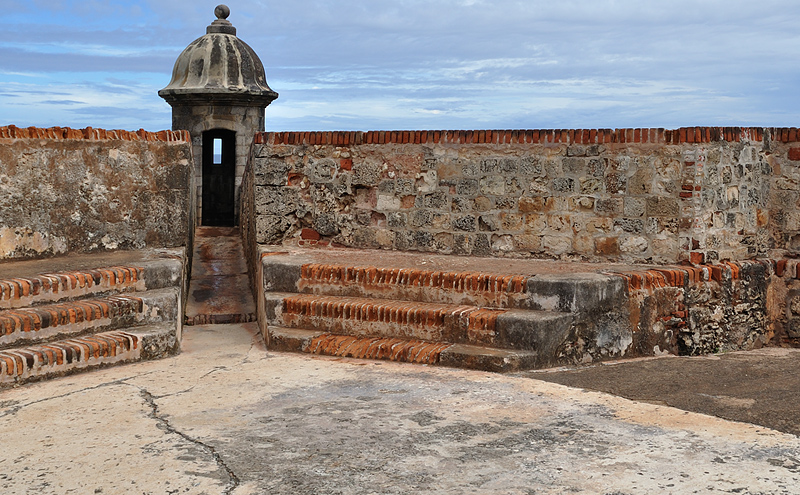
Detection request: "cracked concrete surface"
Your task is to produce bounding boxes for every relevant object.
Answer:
[2,323,800,494]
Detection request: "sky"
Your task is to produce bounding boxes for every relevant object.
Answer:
[1,0,799,132]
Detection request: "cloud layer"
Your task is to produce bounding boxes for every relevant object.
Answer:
[1,0,798,131]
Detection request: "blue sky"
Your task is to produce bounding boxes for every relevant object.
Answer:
[1,0,798,132]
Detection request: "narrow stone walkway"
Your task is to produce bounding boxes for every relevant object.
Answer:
[185,227,256,325]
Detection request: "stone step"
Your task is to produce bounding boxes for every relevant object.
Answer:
[267,326,538,372]
[0,258,183,310]
[0,324,177,387]
[0,288,179,350]
[263,292,573,352]
[261,252,625,314]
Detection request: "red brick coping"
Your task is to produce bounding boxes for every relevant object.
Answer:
[256,127,800,146]
[0,125,190,142]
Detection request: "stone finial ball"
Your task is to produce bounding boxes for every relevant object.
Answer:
[215,5,230,19]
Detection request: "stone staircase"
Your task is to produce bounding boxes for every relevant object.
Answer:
[0,249,184,387]
[258,248,629,372]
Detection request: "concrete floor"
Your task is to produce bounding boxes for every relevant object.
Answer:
[1,323,799,494]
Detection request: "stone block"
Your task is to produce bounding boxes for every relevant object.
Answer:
[651,237,679,262]
[473,234,492,256]
[495,311,574,356]
[456,179,479,196]
[595,198,623,215]
[395,179,415,196]
[256,215,294,244]
[566,145,587,157]
[308,158,336,183]
[619,236,648,254]
[496,197,517,210]
[588,158,606,177]
[479,214,500,231]
[623,197,646,217]
[520,157,543,176]
[491,234,514,252]
[352,162,383,186]
[480,176,505,195]
[352,227,380,249]
[552,177,575,194]
[452,234,473,255]
[571,196,595,211]
[529,178,549,195]
[386,212,407,228]
[420,191,449,210]
[461,160,480,177]
[254,186,297,216]
[605,172,626,194]
[595,237,619,256]
[473,196,493,212]
[261,261,302,293]
[453,215,477,232]
[542,235,571,254]
[513,234,542,251]
[525,273,626,314]
[378,180,395,193]
[313,213,339,236]
[563,157,586,175]
[433,232,454,251]
[524,214,547,232]
[375,229,395,248]
[646,196,679,217]
[376,194,401,211]
[500,213,524,231]
[580,177,604,194]
[451,197,471,213]
[411,209,433,228]
[573,232,594,254]
[614,218,644,234]
[790,296,800,315]
[547,214,571,233]
[519,196,545,213]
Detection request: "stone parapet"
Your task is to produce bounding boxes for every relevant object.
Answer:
[0,129,194,260]
[248,126,798,264]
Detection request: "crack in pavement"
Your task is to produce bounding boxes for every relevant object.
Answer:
[136,386,241,495]
[0,371,158,419]
[150,366,229,400]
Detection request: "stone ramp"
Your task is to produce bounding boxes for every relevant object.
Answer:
[0,248,184,387]
[185,227,256,325]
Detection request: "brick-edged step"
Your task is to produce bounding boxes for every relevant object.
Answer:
[0,323,177,387]
[268,326,538,372]
[0,288,179,350]
[292,263,529,309]
[262,255,626,314]
[263,292,573,353]
[0,259,183,310]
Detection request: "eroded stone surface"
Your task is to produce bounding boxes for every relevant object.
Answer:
[0,138,192,260]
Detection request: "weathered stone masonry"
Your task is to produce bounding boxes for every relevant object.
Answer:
[0,125,194,261]
[238,126,800,361]
[245,127,800,265]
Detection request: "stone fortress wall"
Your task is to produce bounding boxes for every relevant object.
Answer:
[0,125,195,261]
[244,127,800,266]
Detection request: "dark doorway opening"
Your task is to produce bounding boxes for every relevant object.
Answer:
[202,129,236,226]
